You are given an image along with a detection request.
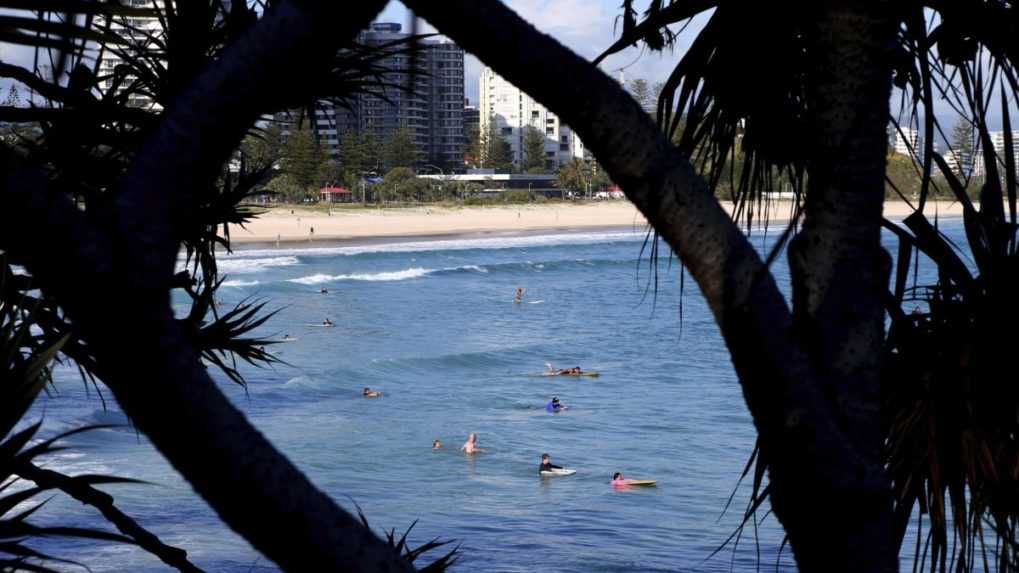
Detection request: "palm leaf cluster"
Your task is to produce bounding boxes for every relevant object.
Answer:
[0,1,455,570]
[883,108,1019,571]
[609,1,1019,571]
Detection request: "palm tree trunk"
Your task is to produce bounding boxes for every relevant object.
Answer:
[777,3,897,570]
[1,0,414,570]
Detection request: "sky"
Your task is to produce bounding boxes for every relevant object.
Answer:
[375,0,709,106]
[0,1,1013,132]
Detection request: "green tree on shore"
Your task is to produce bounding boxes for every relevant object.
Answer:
[949,119,976,179]
[628,78,652,113]
[521,126,547,172]
[382,123,418,170]
[464,126,482,167]
[240,123,284,173]
[482,124,512,169]
[281,122,327,194]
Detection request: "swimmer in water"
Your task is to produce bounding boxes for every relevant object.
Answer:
[545,396,567,412]
[323,318,334,326]
[362,387,381,398]
[539,453,563,474]
[514,287,525,303]
[461,432,483,454]
[432,439,442,449]
[320,287,328,294]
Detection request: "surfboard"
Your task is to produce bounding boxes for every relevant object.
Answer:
[304,324,335,327]
[540,371,599,378]
[273,337,298,343]
[528,300,545,304]
[624,480,657,486]
[540,468,576,477]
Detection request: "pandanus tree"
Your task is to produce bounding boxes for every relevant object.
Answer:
[587,1,1019,571]
[1,0,1017,572]
[0,1,453,571]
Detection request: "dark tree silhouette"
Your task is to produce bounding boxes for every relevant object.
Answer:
[1,0,1017,572]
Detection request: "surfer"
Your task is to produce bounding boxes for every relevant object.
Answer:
[545,397,567,412]
[320,287,328,294]
[282,334,292,340]
[539,453,563,473]
[545,363,583,376]
[612,472,628,486]
[432,439,442,449]
[461,432,482,454]
[514,287,525,303]
[362,387,381,398]
[323,318,334,327]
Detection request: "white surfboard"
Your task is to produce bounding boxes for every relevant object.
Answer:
[540,468,576,477]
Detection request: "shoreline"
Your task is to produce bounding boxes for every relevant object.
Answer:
[226,201,966,250]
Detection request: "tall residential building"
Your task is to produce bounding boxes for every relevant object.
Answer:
[889,126,919,158]
[989,130,1019,167]
[353,23,465,169]
[463,99,480,136]
[98,0,166,110]
[480,66,588,170]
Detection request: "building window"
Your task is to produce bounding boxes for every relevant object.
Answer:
[560,143,569,151]
[546,127,554,135]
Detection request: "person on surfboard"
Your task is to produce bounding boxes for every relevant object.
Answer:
[323,318,334,327]
[545,363,583,376]
[362,387,381,398]
[539,453,563,473]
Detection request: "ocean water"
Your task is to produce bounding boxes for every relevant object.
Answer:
[22,219,963,572]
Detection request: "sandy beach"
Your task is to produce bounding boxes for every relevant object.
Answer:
[229,200,967,245]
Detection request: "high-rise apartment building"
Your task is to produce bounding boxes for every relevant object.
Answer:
[480,67,588,170]
[463,99,480,136]
[351,23,465,169]
[889,126,919,158]
[97,0,167,110]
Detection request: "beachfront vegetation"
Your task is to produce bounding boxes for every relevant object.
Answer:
[521,126,547,172]
[1,1,1018,573]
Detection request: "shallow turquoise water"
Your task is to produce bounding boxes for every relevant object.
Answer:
[23,220,962,571]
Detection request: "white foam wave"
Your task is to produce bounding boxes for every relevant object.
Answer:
[228,230,645,259]
[222,279,260,288]
[287,264,485,285]
[288,267,432,285]
[213,256,300,274]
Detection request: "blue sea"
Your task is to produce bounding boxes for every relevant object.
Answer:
[23,218,964,572]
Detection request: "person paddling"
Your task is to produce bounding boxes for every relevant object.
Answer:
[539,453,563,473]
[545,397,567,412]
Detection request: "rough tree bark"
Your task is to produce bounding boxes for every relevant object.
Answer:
[1,0,413,571]
[781,3,897,571]
[405,0,896,570]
